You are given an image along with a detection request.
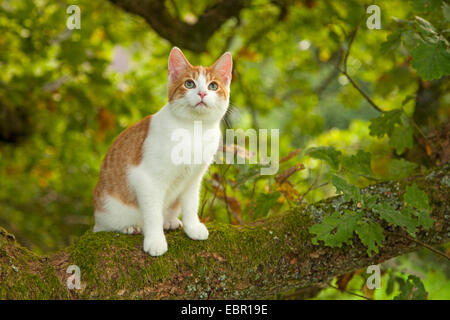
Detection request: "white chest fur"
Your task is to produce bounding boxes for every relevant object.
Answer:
[139,104,221,190]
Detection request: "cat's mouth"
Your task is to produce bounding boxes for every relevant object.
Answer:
[195,101,207,107]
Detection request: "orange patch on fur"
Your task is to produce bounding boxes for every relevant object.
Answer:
[169,198,180,211]
[93,116,151,211]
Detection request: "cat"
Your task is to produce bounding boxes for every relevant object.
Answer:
[93,47,232,256]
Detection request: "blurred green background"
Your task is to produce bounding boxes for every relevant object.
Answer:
[0,0,449,299]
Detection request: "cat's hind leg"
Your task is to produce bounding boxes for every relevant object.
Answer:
[122,225,142,234]
[163,199,182,230]
[93,195,143,234]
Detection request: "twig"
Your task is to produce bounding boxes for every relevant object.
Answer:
[168,0,180,19]
[207,164,232,216]
[405,234,450,261]
[199,185,209,218]
[220,164,243,224]
[410,117,428,141]
[336,66,384,113]
[298,170,319,205]
[343,22,360,74]
[280,148,303,164]
[275,163,305,185]
[334,18,384,114]
[386,230,450,261]
[298,164,327,204]
[221,171,230,215]
[298,182,329,205]
[327,283,372,300]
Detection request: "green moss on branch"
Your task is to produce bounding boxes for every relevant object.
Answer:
[1,165,449,299]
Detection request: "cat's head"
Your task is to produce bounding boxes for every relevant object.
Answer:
[167,47,232,121]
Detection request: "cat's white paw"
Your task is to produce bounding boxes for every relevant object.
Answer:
[143,235,168,256]
[122,225,142,235]
[164,218,183,230]
[184,223,209,240]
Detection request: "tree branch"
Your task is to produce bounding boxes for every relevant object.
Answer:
[108,0,249,52]
[0,165,449,299]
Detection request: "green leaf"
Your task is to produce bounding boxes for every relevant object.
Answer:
[408,275,428,300]
[415,16,438,37]
[373,203,418,235]
[306,146,341,170]
[404,183,430,210]
[402,30,421,49]
[389,124,413,154]
[444,1,450,22]
[388,159,418,179]
[402,207,434,230]
[394,275,428,300]
[331,174,361,203]
[402,95,415,106]
[309,210,360,247]
[386,274,396,295]
[361,194,379,209]
[409,0,443,12]
[369,110,403,138]
[404,184,434,229]
[254,192,280,219]
[410,42,450,80]
[342,150,375,179]
[355,220,385,256]
[380,30,402,54]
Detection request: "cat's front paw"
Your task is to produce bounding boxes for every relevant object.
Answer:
[143,235,168,256]
[184,223,209,240]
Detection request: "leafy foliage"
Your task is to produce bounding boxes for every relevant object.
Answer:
[411,42,450,80]
[369,110,403,138]
[254,191,281,219]
[331,174,361,203]
[310,210,360,247]
[373,203,419,235]
[310,150,434,255]
[342,150,375,179]
[389,123,414,154]
[369,110,414,154]
[394,275,428,300]
[388,159,418,179]
[306,146,341,170]
[354,220,385,256]
[404,184,434,229]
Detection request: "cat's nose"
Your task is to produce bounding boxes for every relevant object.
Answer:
[198,91,207,99]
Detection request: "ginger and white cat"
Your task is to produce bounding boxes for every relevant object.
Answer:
[93,47,232,256]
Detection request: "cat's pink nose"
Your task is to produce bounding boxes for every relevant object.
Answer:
[198,91,207,99]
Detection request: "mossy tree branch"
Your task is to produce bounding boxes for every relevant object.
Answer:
[0,165,449,299]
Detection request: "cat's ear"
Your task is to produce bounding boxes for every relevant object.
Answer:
[168,47,192,82]
[211,52,232,87]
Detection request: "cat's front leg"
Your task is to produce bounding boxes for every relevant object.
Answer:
[140,192,167,256]
[180,176,208,240]
[130,171,167,256]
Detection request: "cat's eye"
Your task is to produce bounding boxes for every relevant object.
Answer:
[208,82,218,91]
[184,80,196,89]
